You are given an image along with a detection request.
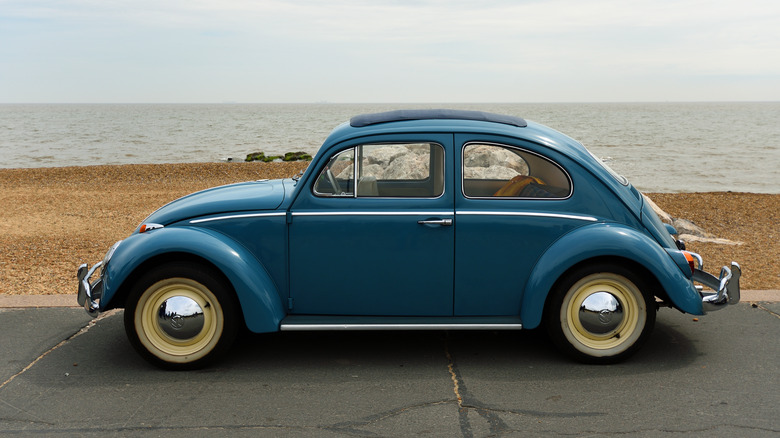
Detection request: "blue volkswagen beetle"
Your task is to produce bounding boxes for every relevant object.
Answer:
[78,109,740,369]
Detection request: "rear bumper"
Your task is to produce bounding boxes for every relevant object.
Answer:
[690,253,741,312]
[77,262,103,318]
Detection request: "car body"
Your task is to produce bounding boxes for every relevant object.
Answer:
[78,109,741,369]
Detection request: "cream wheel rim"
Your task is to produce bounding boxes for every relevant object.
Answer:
[561,273,645,355]
[135,278,224,363]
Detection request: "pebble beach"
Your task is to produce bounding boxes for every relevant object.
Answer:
[0,162,776,296]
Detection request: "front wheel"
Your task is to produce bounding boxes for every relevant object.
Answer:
[124,262,238,370]
[545,264,656,364]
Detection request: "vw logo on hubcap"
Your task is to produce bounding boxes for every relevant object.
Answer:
[157,295,205,340]
[579,291,624,335]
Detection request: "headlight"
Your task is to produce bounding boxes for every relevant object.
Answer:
[101,240,122,272]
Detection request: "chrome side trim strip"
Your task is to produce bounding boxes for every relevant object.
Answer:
[193,211,593,223]
[456,211,598,222]
[292,211,453,217]
[280,323,522,331]
[190,212,286,224]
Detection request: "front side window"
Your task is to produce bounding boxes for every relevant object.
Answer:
[315,143,444,198]
[462,143,571,198]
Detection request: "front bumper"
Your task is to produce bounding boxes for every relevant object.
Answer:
[77,262,103,318]
[77,240,121,317]
[689,253,741,312]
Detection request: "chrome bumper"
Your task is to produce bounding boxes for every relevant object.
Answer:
[77,262,103,318]
[690,253,741,312]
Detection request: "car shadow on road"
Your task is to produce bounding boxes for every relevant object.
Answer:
[222,316,699,376]
[83,309,699,377]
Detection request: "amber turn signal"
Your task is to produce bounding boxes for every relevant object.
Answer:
[682,251,696,275]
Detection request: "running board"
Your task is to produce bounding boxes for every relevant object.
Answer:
[280,315,523,331]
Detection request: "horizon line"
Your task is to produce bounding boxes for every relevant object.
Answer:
[2,100,779,105]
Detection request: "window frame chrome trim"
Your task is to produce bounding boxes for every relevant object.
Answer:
[461,141,574,200]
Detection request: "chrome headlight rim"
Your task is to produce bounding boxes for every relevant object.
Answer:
[100,240,122,274]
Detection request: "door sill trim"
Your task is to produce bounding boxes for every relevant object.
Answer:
[280,316,522,331]
[281,323,523,331]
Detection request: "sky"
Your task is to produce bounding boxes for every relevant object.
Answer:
[1,0,779,103]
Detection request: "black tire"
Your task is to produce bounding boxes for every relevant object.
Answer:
[124,262,239,370]
[545,263,656,364]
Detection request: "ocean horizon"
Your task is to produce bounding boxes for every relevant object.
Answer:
[1,102,778,193]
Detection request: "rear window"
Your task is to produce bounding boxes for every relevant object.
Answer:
[462,142,571,199]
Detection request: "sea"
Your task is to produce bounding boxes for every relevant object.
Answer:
[1,102,778,193]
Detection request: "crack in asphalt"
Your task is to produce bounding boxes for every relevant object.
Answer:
[0,310,118,392]
[0,312,119,429]
[445,335,509,437]
[324,399,455,436]
[753,303,780,319]
[443,333,606,437]
[2,309,776,436]
[1,422,775,436]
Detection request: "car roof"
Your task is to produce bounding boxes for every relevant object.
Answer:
[313,109,640,210]
[349,109,527,128]
[324,109,586,161]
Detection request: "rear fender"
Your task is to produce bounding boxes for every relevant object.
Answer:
[520,223,702,329]
[102,227,285,333]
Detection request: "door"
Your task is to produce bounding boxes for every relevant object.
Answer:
[289,136,454,316]
[453,137,583,316]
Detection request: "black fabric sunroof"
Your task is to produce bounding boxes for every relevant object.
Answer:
[350,109,527,128]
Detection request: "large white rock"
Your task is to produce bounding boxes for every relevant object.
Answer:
[463,145,529,174]
[383,153,429,180]
[643,194,743,245]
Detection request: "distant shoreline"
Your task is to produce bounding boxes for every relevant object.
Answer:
[0,162,777,295]
[3,160,778,195]
[3,102,778,193]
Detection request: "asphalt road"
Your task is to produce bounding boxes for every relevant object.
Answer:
[0,303,778,437]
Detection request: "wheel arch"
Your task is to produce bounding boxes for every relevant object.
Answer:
[107,251,231,310]
[102,227,286,333]
[520,223,702,329]
[540,256,664,319]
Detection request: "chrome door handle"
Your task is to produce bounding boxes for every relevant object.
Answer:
[417,218,453,226]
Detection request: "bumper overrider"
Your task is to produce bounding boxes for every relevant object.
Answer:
[77,241,121,317]
[77,261,102,317]
[688,252,741,312]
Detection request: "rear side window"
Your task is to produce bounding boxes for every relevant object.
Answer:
[462,143,571,199]
[314,143,444,198]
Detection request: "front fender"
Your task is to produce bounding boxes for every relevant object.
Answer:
[520,223,702,329]
[102,227,285,333]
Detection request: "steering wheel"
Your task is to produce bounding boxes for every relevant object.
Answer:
[325,167,341,194]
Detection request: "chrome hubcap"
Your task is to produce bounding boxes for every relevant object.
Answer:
[157,296,205,340]
[578,291,624,335]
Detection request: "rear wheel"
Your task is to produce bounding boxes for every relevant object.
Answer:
[545,264,656,364]
[124,262,238,370]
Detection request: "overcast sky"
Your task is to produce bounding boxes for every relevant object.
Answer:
[1,0,778,103]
